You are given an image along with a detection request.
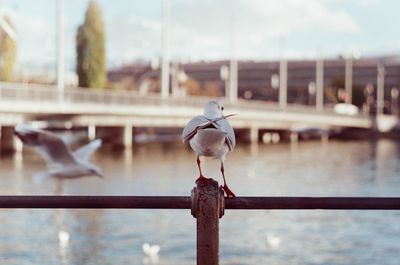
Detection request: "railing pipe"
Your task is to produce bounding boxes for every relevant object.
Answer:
[0,196,191,209]
[0,196,399,210]
[225,197,400,210]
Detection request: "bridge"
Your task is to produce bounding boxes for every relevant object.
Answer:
[0,82,372,152]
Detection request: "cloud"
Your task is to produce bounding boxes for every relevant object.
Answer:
[167,0,360,60]
[104,15,162,64]
[1,7,55,68]
[3,0,361,68]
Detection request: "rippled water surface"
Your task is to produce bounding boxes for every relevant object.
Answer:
[1,140,400,265]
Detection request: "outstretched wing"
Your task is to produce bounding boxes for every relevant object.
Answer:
[56,131,86,145]
[14,124,77,167]
[181,115,213,142]
[73,139,102,161]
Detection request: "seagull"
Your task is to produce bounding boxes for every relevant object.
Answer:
[14,124,103,184]
[58,230,70,248]
[182,100,236,197]
[142,243,160,264]
[266,233,281,249]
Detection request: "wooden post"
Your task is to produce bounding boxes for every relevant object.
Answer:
[191,179,225,265]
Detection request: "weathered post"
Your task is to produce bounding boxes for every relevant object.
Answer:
[191,179,225,265]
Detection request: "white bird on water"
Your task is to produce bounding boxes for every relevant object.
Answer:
[14,124,103,189]
[142,243,160,264]
[182,100,236,197]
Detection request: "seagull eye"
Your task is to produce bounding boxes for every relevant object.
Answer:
[221,106,224,111]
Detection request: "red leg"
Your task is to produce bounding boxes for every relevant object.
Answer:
[195,156,211,183]
[197,156,203,177]
[220,162,236,197]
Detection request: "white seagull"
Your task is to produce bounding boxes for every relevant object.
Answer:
[14,124,103,182]
[182,100,236,197]
[142,243,160,264]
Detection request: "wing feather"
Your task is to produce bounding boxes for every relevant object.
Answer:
[15,124,77,167]
[215,118,236,150]
[181,115,213,142]
[73,139,102,161]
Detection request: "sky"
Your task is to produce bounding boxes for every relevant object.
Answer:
[0,0,399,71]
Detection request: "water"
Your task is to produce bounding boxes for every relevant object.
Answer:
[1,140,400,265]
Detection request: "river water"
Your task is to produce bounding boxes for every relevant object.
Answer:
[0,139,399,265]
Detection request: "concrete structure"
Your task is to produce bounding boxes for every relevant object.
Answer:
[0,82,375,153]
[109,55,400,113]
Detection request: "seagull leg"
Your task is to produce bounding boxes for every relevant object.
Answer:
[220,162,236,197]
[195,156,211,183]
[54,179,63,195]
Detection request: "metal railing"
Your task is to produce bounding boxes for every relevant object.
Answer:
[1,180,399,265]
[0,81,360,116]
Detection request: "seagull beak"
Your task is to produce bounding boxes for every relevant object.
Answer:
[224,114,237,118]
[95,172,105,178]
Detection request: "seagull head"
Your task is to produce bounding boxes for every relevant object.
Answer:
[204,100,224,119]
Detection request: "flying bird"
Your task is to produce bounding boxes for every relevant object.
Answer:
[182,100,236,197]
[14,124,103,185]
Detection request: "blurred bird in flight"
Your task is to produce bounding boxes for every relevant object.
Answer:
[14,124,103,193]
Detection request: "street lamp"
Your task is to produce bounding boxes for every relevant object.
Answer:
[377,64,385,115]
[391,87,399,115]
[56,0,65,103]
[220,65,229,98]
[161,0,170,99]
[363,83,374,115]
[308,81,316,106]
[270,74,279,90]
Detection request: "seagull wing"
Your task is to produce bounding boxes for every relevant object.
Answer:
[181,115,213,142]
[73,139,102,161]
[56,131,86,145]
[216,118,236,150]
[15,124,77,167]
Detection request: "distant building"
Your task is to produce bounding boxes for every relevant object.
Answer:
[108,55,400,111]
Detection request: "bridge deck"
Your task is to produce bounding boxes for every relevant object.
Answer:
[0,82,371,129]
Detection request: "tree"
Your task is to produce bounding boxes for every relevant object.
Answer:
[76,1,106,88]
[0,16,16,82]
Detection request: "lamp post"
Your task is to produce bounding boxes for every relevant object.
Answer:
[220,65,229,98]
[391,87,399,115]
[377,64,385,115]
[316,57,324,111]
[56,0,65,103]
[228,1,238,104]
[308,82,316,106]
[278,37,287,109]
[345,56,353,104]
[161,0,170,99]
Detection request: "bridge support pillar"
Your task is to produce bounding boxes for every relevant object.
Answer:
[290,132,299,143]
[0,126,21,154]
[250,127,259,144]
[88,124,96,141]
[94,126,133,148]
[123,125,133,148]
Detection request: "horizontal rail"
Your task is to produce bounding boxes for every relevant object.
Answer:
[225,197,400,210]
[0,196,191,209]
[0,196,399,210]
[0,82,359,116]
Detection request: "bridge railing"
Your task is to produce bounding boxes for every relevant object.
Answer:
[0,180,399,265]
[0,81,365,117]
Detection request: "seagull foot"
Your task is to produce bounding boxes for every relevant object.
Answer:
[221,185,236,197]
